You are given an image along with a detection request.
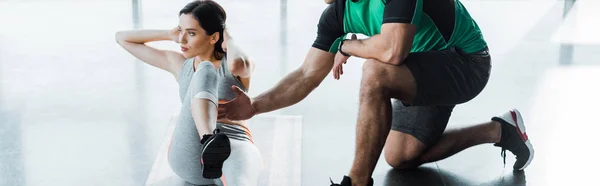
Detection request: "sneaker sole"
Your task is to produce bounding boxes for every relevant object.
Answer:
[505,109,535,170]
[201,134,231,179]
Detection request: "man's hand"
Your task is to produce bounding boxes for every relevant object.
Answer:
[332,34,357,80]
[218,85,256,120]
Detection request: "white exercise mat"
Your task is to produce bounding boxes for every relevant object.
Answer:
[145,115,303,186]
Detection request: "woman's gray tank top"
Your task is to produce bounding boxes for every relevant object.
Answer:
[176,55,251,142]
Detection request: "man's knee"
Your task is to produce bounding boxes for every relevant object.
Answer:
[361,59,415,102]
[384,148,422,169]
[360,60,389,95]
[384,131,427,169]
[361,59,384,84]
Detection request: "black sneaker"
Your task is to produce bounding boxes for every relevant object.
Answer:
[329,176,373,186]
[492,109,534,170]
[200,129,231,179]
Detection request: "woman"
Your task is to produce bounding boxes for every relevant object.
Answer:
[115,0,261,185]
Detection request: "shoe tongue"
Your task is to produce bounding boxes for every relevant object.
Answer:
[200,134,212,144]
[340,176,352,186]
[495,122,511,147]
[338,176,374,186]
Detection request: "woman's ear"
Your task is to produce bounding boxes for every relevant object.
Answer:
[210,32,220,45]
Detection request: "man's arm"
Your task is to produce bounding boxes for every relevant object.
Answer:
[252,48,335,114]
[217,1,342,120]
[339,24,416,65]
[250,1,342,114]
[338,0,420,65]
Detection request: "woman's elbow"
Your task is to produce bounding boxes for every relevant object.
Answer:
[115,31,126,45]
[230,58,253,78]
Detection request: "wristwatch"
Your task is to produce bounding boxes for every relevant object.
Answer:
[338,39,351,57]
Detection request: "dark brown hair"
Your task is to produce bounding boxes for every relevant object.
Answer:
[180,0,227,59]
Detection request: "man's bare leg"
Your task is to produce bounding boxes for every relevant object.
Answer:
[385,110,533,172]
[384,121,502,169]
[417,121,501,164]
[348,59,417,186]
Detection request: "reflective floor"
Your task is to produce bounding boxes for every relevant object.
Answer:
[1,0,599,185]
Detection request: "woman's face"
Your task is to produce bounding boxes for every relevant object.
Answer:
[178,13,219,59]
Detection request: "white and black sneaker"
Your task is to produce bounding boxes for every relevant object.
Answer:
[492,109,534,170]
[199,129,231,179]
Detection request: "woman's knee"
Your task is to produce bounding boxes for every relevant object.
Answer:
[190,61,219,102]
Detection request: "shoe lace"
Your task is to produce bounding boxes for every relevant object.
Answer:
[498,129,527,169]
[329,177,340,186]
[500,147,506,168]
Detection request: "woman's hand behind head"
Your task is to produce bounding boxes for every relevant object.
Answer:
[170,26,181,43]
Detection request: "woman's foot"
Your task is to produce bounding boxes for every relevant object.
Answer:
[200,129,231,179]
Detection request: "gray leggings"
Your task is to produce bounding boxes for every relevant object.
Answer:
[168,134,262,186]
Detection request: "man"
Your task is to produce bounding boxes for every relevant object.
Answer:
[219,0,534,185]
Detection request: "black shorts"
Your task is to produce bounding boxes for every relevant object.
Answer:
[391,47,491,146]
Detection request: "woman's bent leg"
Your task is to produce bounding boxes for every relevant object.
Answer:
[220,139,263,186]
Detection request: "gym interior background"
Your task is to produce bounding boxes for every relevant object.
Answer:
[0,0,597,185]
